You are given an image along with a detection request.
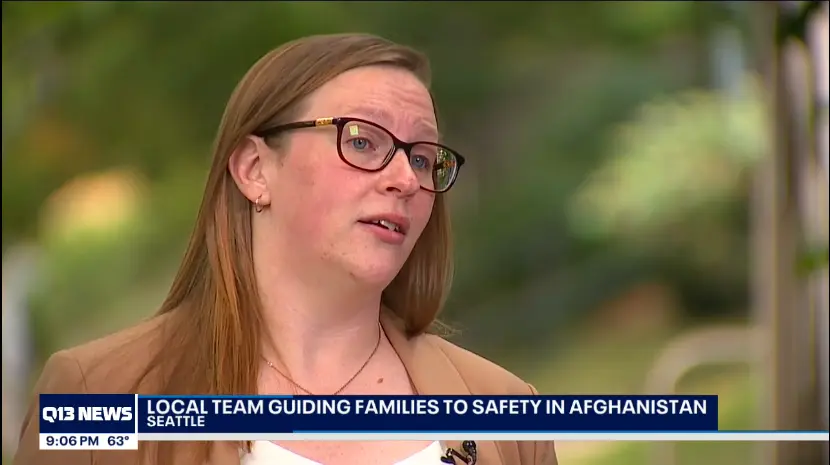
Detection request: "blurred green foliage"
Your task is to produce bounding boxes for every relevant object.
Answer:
[571,79,765,240]
[2,2,759,363]
[797,244,829,275]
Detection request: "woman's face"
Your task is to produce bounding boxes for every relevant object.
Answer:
[259,66,438,288]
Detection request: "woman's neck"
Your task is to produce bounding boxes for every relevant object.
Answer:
[255,260,385,391]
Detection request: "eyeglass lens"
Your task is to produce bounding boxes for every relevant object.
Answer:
[339,120,459,192]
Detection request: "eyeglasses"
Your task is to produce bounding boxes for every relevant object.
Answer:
[254,117,466,193]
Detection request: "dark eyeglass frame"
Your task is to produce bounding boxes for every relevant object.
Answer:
[253,117,466,193]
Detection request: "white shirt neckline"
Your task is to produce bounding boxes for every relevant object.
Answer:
[241,440,446,465]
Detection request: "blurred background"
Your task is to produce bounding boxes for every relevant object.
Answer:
[2,1,828,464]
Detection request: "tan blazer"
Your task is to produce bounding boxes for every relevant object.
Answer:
[13,311,558,465]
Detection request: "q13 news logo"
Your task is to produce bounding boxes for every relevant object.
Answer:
[42,406,134,423]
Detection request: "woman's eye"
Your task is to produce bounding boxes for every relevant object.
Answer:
[351,138,371,150]
[411,155,431,170]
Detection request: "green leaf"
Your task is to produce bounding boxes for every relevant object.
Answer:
[796,244,829,275]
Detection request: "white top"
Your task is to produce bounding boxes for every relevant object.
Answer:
[240,441,446,465]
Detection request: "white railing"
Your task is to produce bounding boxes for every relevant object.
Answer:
[644,326,766,465]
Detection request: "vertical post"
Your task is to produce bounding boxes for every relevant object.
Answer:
[754,1,793,464]
[747,4,778,465]
[1,245,39,456]
[754,1,828,464]
[805,3,829,464]
[749,3,779,464]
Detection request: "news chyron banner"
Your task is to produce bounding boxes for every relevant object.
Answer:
[37,394,736,450]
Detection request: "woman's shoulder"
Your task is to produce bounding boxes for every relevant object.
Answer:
[38,312,174,394]
[420,332,539,396]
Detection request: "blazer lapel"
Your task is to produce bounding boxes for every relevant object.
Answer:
[381,312,504,465]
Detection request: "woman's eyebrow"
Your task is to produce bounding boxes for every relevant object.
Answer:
[340,104,394,125]
[340,104,439,140]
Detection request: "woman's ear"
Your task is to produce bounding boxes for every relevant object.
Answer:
[228,135,272,207]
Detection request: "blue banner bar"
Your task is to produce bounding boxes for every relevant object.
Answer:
[40,394,718,434]
[139,394,716,433]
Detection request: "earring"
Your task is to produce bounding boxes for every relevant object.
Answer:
[254,195,263,213]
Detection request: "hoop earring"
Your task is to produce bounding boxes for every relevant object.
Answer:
[254,195,263,213]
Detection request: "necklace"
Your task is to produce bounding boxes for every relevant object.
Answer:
[263,322,383,395]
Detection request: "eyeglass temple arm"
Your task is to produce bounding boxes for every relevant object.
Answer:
[254,117,339,138]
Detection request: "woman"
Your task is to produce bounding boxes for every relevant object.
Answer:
[14,33,558,465]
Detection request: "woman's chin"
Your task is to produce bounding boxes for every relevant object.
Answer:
[344,258,403,288]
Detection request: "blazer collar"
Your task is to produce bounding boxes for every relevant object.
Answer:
[381,310,504,465]
[380,310,471,396]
